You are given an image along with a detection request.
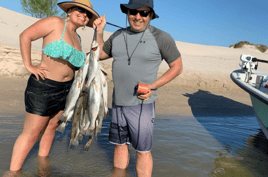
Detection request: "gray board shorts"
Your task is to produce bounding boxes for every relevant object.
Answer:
[24,74,74,116]
[109,102,155,152]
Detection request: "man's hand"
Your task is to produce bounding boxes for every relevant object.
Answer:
[93,15,106,33]
[137,85,155,101]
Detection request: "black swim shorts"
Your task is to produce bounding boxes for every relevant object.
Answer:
[24,74,74,116]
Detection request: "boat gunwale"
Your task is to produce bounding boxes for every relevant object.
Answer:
[230,69,268,105]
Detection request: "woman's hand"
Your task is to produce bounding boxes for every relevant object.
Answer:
[26,65,48,81]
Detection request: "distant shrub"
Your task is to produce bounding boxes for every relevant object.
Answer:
[231,41,268,53]
[257,44,268,53]
[233,41,251,48]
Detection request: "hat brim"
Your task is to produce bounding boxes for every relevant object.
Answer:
[58,1,99,27]
[120,4,159,19]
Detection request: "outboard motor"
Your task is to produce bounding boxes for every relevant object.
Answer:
[239,54,258,82]
[239,54,258,72]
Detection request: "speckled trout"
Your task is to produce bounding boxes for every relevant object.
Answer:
[99,65,109,118]
[68,93,84,149]
[83,40,99,91]
[85,71,101,135]
[56,67,84,132]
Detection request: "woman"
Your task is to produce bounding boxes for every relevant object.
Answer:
[9,0,99,171]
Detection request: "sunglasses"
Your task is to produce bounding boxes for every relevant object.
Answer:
[128,9,151,17]
[75,7,92,19]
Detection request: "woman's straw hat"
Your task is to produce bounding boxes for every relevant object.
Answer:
[58,0,99,27]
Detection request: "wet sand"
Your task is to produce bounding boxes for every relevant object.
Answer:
[0,76,253,117]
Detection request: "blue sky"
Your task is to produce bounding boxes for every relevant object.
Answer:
[1,0,268,47]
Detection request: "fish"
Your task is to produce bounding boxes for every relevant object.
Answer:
[83,67,108,149]
[56,30,110,150]
[68,93,84,149]
[83,135,93,151]
[95,91,105,138]
[56,70,83,132]
[85,72,101,135]
[77,39,100,135]
[83,39,100,91]
[80,101,90,135]
[99,65,109,118]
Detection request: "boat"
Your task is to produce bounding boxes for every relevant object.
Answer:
[230,54,268,139]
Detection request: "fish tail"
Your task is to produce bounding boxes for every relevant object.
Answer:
[105,111,109,118]
[95,122,100,139]
[85,128,94,136]
[95,130,98,140]
[69,139,79,150]
[58,114,67,122]
[104,107,109,118]
[83,136,93,151]
[96,127,102,134]
[68,143,72,151]
[80,128,86,135]
[77,133,84,141]
[56,122,66,133]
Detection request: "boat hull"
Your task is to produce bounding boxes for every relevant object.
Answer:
[250,95,268,138]
[231,69,268,139]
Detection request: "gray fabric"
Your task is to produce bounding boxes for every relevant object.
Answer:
[103,26,181,106]
[109,102,155,152]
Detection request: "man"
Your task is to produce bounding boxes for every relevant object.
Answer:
[94,0,183,176]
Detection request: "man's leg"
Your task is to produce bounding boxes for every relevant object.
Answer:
[113,144,129,169]
[136,151,153,177]
[122,103,154,177]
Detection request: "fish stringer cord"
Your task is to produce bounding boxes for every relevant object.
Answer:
[117,107,122,144]
[135,100,143,150]
[92,27,97,41]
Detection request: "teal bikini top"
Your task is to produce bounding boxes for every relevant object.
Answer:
[42,21,85,67]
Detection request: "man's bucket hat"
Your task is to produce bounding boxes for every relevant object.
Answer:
[120,0,159,19]
[58,0,99,27]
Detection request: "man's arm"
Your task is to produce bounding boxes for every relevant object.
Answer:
[151,56,183,89]
[138,56,183,101]
[94,15,111,60]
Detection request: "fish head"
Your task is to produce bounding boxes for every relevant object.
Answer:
[91,40,99,52]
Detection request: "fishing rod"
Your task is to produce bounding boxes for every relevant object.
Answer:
[106,22,123,29]
[252,58,268,64]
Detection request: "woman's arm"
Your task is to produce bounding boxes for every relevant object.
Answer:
[20,17,60,80]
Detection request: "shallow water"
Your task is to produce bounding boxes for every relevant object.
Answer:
[1,110,268,177]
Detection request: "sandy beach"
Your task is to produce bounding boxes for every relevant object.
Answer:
[1,6,268,117]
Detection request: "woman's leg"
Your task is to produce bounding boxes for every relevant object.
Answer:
[10,113,50,171]
[38,111,63,156]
